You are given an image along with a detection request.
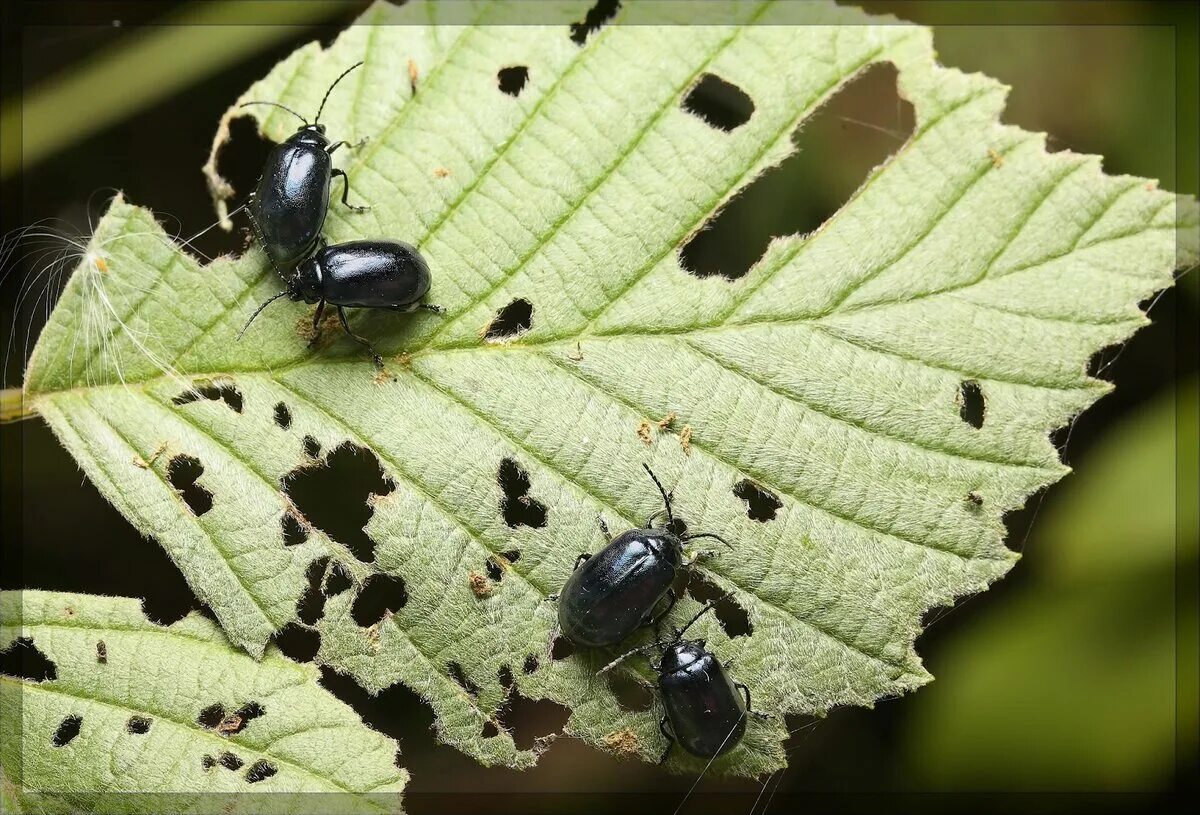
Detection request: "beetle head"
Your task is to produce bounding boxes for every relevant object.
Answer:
[287,256,324,304]
[292,123,329,146]
[659,640,709,674]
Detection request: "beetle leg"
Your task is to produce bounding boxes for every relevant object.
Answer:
[643,589,677,629]
[573,553,590,571]
[307,301,327,347]
[417,302,446,314]
[598,516,611,541]
[544,593,559,602]
[657,717,675,765]
[735,682,770,719]
[331,169,371,213]
[325,140,350,155]
[336,306,384,368]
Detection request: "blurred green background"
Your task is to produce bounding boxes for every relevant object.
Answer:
[1,1,1196,812]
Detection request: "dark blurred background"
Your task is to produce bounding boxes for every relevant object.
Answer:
[1,2,1196,813]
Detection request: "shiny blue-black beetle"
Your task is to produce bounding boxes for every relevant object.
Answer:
[242,62,369,274]
[550,465,732,649]
[601,601,764,762]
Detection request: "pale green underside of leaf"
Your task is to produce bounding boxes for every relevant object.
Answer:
[0,591,405,813]
[22,0,1198,776]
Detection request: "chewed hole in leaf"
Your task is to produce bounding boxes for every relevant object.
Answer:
[498,665,515,688]
[172,381,243,413]
[502,549,521,563]
[447,661,480,697]
[272,623,321,663]
[303,435,321,458]
[549,635,575,661]
[494,689,570,751]
[244,759,277,784]
[485,557,503,581]
[959,380,986,429]
[522,654,539,674]
[141,578,198,626]
[215,115,274,202]
[219,702,265,736]
[606,671,655,712]
[681,63,913,280]
[281,512,309,547]
[324,561,353,596]
[0,636,57,681]
[52,715,82,747]
[219,752,244,771]
[201,755,216,771]
[167,455,212,516]
[126,715,151,734]
[497,458,547,528]
[682,73,754,132]
[484,297,533,341]
[351,574,408,626]
[298,557,331,625]
[569,0,619,45]
[481,720,500,738]
[688,574,753,638]
[497,66,529,97]
[732,479,782,522]
[198,703,226,729]
[273,402,292,429]
[283,443,395,563]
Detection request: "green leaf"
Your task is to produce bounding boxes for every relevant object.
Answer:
[21,0,1198,776]
[0,590,406,813]
[902,378,1197,789]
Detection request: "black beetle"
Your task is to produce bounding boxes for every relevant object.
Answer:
[239,239,444,366]
[241,62,370,273]
[550,464,732,649]
[601,601,764,763]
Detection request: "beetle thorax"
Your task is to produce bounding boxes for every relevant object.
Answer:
[638,527,684,567]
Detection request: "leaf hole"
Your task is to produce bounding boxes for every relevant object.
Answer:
[550,635,575,661]
[569,0,619,45]
[197,704,226,729]
[0,637,57,681]
[351,573,408,627]
[167,455,213,516]
[493,689,570,751]
[687,574,753,638]
[202,754,216,771]
[272,623,321,663]
[497,458,547,528]
[498,665,514,688]
[606,671,655,712]
[172,381,243,413]
[497,65,529,97]
[218,702,264,736]
[481,719,500,738]
[324,561,353,596]
[732,479,782,522]
[219,751,244,771]
[52,715,82,747]
[140,580,198,626]
[522,654,539,674]
[245,759,277,784]
[281,512,309,547]
[681,62,914,280]
[958,380,986,429]
[126,715,151,734]
[484,297,533,341]
[303,435,321,458]
[485,557,503,582]
[283,442,395,563]
[216,115,275,206]
[446,661,480,697]
[682,73,754,132]
[273,402,292,429]
[502,549,521,563]
[297,556,331,625]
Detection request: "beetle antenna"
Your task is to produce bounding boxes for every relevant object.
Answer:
[313,61,364,124]
[642,463,675,528]
[238,101,308,125]
[681,531,734,550]
[598,639,670,675]
[675,598,723,641]
[238,291,289,339]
